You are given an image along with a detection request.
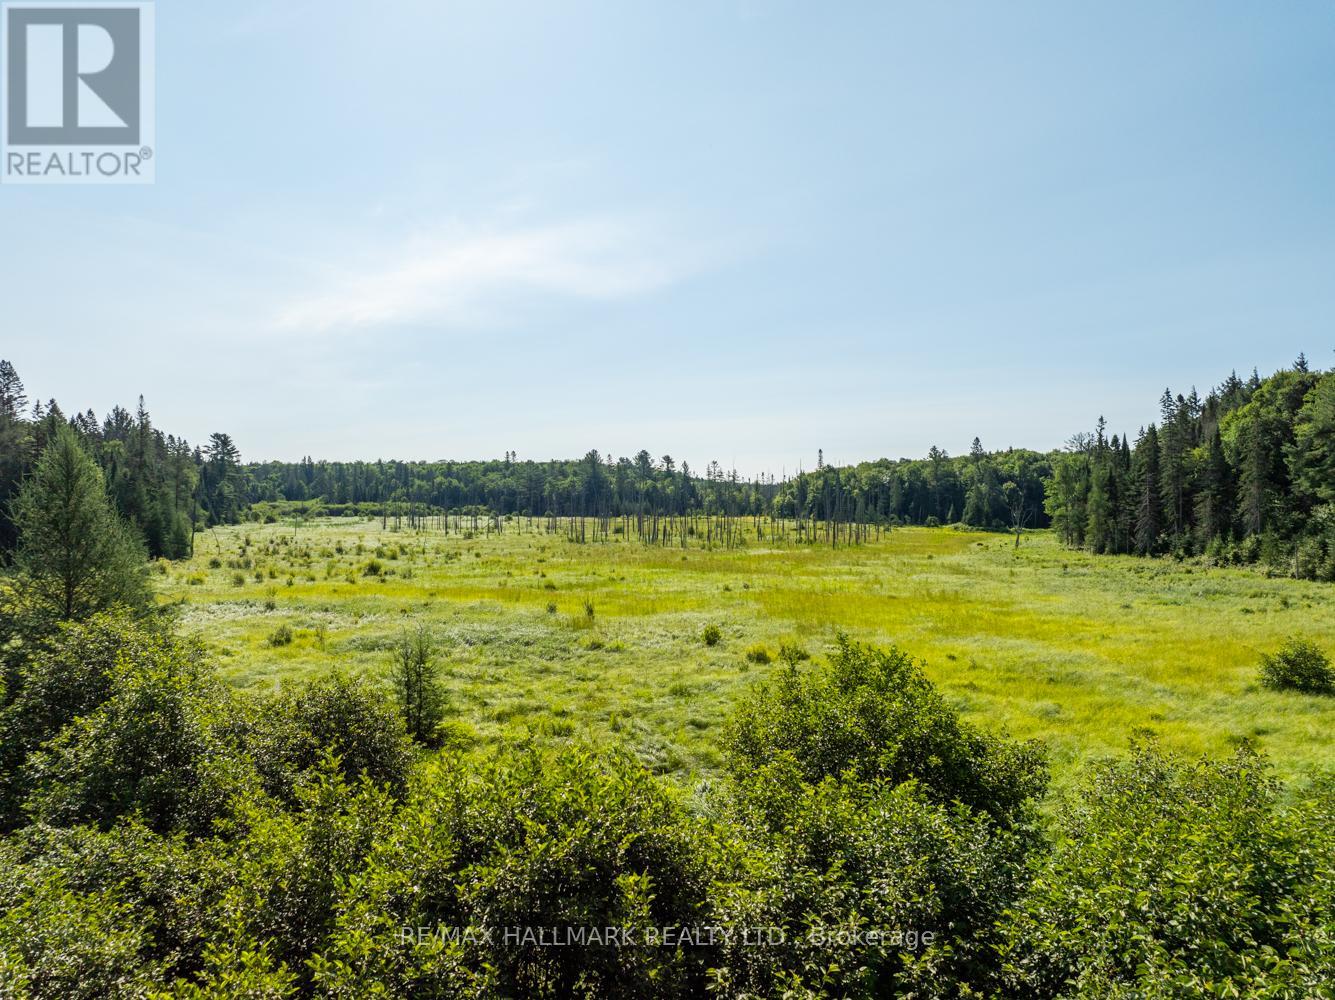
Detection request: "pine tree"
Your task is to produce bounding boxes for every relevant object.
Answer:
[1194,430,1233,546]
[0,361,26,421]
[391,625,446,745]
[1133,425,1161,556]
[9,424,150,626]
[1085,459,1115,554]
[1238,415,1272,536]
[1158,392,1188,547]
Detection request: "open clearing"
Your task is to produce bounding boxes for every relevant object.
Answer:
[161,518,1335,791]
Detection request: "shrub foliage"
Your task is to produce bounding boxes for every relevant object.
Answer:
[0,618,1330,998]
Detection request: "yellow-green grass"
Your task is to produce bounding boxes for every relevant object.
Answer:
[159,518,1335,794]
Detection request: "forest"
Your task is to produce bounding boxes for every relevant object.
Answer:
[4,357,1332,576]
[1045,356,1335,579]
[0,358,1332,997]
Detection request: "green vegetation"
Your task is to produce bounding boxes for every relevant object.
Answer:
[1047,359,1335,577]
[389,624,447,745]
[152,516,1334,789]
[8,423,151,629]
[0,607,1329,997]
[1,360,1333,996]
[1261,636,1335,696]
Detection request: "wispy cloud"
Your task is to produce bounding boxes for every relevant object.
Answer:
[273,217,685,334]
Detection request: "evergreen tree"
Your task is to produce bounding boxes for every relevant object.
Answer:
[1194,430,1233,546]
[9,424,150,627]
[0,361,26,421]
[390,625,446,746]
[1085,459,1115,554]
[1237,414,1273,537]
[1133,425,1162,556]
[202,433,243,525]
[1158,391,1190,547]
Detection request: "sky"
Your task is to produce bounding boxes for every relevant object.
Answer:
[3,1,1333,474]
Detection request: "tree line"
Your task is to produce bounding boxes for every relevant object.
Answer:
[0,361,246,563]
[5,354,1332,571]
[1044,356,1335,579]
[244,444,1056,543]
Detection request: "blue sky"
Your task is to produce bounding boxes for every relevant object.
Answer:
[3,1,1333,472]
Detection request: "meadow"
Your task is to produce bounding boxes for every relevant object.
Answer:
[161,516,1335,791]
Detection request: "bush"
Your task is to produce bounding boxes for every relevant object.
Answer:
[0,867,163,999]
[188,762,394,987]
[996,741,1335,998]
[246,673,413,804]
[716,637,1051,996]
[702,624,722,647]
[21,647,251,836]
[0,615,198,829]
[743,644,771,665]
[716,756,1037,997]
[313,748,724,998]
[267,624,294,647]
[1260,636,1334,694]
[722,636,1048,826]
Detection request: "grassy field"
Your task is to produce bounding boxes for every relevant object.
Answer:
[159,517,1335,793]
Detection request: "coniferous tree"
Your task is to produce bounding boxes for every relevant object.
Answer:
[1158,392,1189,548]
[1237,414,1273,537]
[9,424,150,627]
[1195,430,1233,547]
[1132,425,1162,556]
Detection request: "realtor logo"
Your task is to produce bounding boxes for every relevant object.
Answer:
[2,1,154,184]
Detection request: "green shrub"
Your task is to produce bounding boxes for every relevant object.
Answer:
[21,648,251,836]
[0,614,199,828]
[313,748,724,998]
[722,636,1048,826]
[246,673,413,804]
[268,624,294,647]
[0,868,163,999]
[743,643,772,665]
[433,719,477,752]
[716,637,1050,996]
[716,756,1037,998]
[702,624,722,647]
[1260,636,1334,694]
[996,741,1335,998]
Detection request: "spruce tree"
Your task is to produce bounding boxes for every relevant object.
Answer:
[1238,416,1272,536]
[9,424,150,626]
[1194,430,1233,546]
[1133,425,1161,556]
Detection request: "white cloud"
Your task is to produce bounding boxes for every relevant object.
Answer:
[273,218,684,333]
